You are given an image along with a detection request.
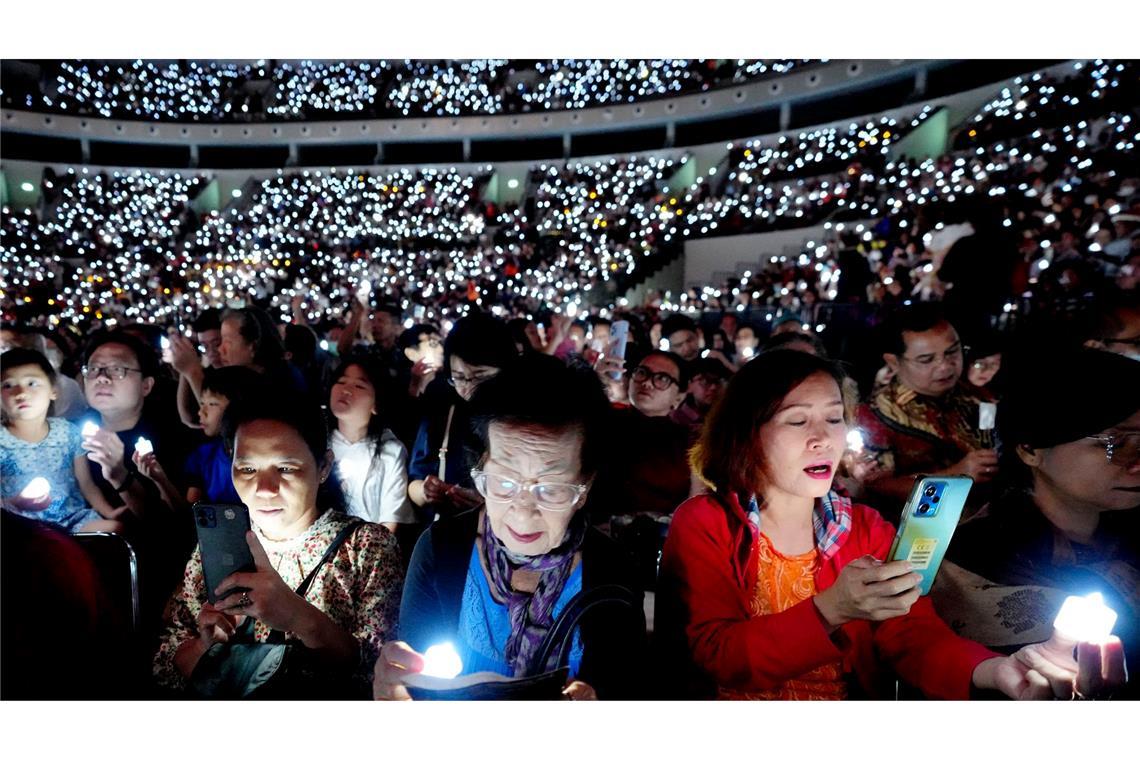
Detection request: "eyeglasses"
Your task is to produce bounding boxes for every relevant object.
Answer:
[1085,432,1140,467]
[448,371,498,388]
[471,469,587,512]
[630,366,679,391]
[901,344,963,368]
[82,364,143,381]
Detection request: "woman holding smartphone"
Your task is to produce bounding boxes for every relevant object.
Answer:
[151,393,404,695]
[656,350,1125,700]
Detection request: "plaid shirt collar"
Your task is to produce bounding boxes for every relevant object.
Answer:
[745,489,854,562]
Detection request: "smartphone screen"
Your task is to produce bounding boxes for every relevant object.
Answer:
[193,502,256,604]
[887,476,973,595]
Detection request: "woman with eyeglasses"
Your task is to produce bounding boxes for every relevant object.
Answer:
[937,346,1139,698]
[407,313,519,519]
[656,349,1126,701]
[374,355,648,700]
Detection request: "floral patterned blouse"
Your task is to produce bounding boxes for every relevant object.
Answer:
[153,509,403,691]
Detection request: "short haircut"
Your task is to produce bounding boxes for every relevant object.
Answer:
[590,317,613,330]
[444,312,519,371]
[222,390,342,513]
[284,324,318,364]
[192,307,223,334]
[660,314,698,340]
[763,330,829,358]
[638,349,691,388]
[736,324,757,338]
[1,347,57,386]
[569,320,589,335]
[881,303,954,357]
[200,366,265,406]
[468,353,610,477]
[83,329,160,378]
[221,306,286,368]
[370,299,403,319]
[397,323,441,353]
[691,350,849,498]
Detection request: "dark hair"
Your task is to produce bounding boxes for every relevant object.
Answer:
[1081,291,1140,342]
[222,391,344,513]
[83,329,160,378]
[1,348,57,386]
[590,317,613,330]
[506,317,540,355]
[370,299,403,319]
[200,366,265,406]
[221,306,286,369]
[469,353,610,478]
[283,324,318,367]
[881,303,954,357]
[397,323,441,354]
[444,313,519,373]
[735,324,757,339]
[660,314,698,340]
[569,320,589,335]
[692,350,849,498]
[328,356,397,486]
[763,330,829,358]
[192,307,223,334]
[637,349,691,388]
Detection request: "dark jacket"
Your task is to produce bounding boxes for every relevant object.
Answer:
[398,508,650,699]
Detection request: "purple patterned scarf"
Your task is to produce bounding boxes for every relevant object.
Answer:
[480,509,588,677]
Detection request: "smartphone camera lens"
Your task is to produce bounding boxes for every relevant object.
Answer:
[917,503,931,515]
[924,485,938,498]
[932,495,940,503]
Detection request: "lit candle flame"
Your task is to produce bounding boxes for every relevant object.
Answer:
[20,477,51,501]
[1053,592,1118,644]
[420,643,463,679]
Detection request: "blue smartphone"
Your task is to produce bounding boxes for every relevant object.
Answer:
[887,475,973,595]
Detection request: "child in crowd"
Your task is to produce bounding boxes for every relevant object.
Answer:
[328,358,415,532]
[1,348,126,532]
[135,366,262,509]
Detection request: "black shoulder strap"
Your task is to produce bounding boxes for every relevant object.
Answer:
[527,583,639,678]
[296,518,363,598]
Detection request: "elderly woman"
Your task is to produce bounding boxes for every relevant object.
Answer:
[656,349,1124,700]
[938,346,1138,698]
[152,392,404,696]
[374,355,648,700]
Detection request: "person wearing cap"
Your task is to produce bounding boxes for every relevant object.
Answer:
[934,346,1139,698]
[670,357,731,437]
[855,304,998,521]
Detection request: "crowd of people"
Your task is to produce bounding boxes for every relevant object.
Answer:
[4,59,821,122]
[1,59,1138,700]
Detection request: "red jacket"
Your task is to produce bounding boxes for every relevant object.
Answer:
[656,491,997,699]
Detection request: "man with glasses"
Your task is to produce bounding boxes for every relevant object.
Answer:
[593,350,694,523]
[855,305,999,518]
[670,357,731,437]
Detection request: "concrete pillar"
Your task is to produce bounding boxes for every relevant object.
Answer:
[779,101,792,131]
[463,138,471,162]
[189,143,199,169]
[80,138,90,164]
[563,133,572,158]
[665,121,676,148]
[915,68,928,97]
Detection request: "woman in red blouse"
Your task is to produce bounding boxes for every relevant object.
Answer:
[656,350,1125,700]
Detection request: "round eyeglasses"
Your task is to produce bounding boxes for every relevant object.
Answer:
[470,469,587,512]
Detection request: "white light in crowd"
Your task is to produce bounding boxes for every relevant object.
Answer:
[1039,259,1051,270]
[135,437,154,456]
[507,178,519,189]
[403,318,414,329]
[81,421,100,437]
[420,643,463,679]
[20,477,51,500]
[231,189,242,199]
[1108,204,1122,216]
[160,336,171,350]
[1053,592,1118,644]
[846,429,865,453]
[21,182,35,192]
[319,340,329,351]
[658,338,670,350]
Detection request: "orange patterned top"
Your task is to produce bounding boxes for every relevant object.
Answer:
[718,532,848,700]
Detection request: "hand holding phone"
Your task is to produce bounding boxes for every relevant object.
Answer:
[193,502,256,605]
[888,476,973,595]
